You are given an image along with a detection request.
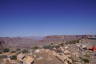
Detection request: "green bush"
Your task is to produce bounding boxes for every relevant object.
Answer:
[22,49,28,53]
[55,45,60,49]
[16,48,21,51]
[79,57,89,63]
[32,46,40,49]
[43,45,54,49]
[65,40,80,44]
[10,55,17,60]
[0,55,7,59]
[3,48,10,52]
[11,51,16,53]
[59,43,64,46]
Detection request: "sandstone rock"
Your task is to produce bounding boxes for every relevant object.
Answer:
[23,55,34,64]
[55,53,72,64]
[17,53,25,61]
[64,50,70,55]
[34,49,40,53]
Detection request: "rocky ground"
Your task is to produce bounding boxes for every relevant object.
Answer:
[0,39,96,64]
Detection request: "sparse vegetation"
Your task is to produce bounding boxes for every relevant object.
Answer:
[10,55,17,60]
[59,43,64,46]
[22,49,28,53]
[65,40,80,44]
[16,48,21,51]
[0,55,7,59]
[32,46,40,49]
[3,48,10,52]
[11,50,16,53]
[79,57,89,63]
[43,45,54,49]
[0,35,96,64]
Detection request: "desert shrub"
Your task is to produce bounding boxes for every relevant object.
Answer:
[43,45,50,49]
[11,51,16,53]
[43,45,54,49]
[10,55,17,60]
[3,48,10,52]
[84,53,90,58]
[16,48,21,51]
[22,49,28,53]
[55,45,60,49]
[79,57,89,63]
[0,55,7,59]
[59,43,64,46]
[65,40,80,44]
[32,46,40,49]
[50,43,54,45]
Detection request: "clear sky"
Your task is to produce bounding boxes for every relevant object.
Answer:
[0,0,96,37]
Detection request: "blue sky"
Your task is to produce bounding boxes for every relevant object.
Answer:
[0,0,96,37]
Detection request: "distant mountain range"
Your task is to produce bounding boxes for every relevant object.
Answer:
[0,35,96,48]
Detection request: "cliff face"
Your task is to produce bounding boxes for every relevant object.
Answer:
[0,39,7,49]
[0,37,38,48]
[0,35,95,48]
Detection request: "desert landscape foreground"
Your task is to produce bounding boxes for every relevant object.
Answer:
[0,35,96,64]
